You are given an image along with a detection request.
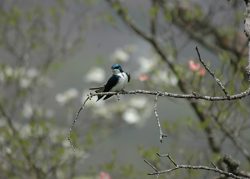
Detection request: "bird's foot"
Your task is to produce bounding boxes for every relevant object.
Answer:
[116,93,120,101]
[120,89,127,93]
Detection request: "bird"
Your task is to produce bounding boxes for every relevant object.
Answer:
[89,64,130,101]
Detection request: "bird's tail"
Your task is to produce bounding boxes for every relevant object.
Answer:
[89,87,105,101]
[89,87,103,90]
[103,94,113,100]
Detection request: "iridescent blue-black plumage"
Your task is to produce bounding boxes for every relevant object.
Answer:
[100,75,120,100]
[111,64,123,71]
[89,64,130,101]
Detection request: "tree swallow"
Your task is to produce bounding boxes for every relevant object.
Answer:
[90,64,130,101]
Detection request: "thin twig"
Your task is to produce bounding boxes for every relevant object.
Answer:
[195,46,229,97]
[244,1,250,77]
[210,161,218,169]
[156,153,177,167]
[0,103,17,135]
[68,95,90,150]
[144,159,159,173]
[150,0,158,37]
[153,93,167,143]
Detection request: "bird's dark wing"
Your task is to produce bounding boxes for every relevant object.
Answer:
[96,75,119,101]
[104,75,119,92]
[126,72,130,82]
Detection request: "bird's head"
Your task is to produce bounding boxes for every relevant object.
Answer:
[111,64,123,74]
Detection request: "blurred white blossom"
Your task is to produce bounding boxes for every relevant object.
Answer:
[5,147,12,154]
[138,57,156,73]
[94,107,112,119]
[85,67,105,83]
[1,66,36,82]
[19,77,32,89]
[5,66,14,78]
[8,67,39,89]
[111,48,129,63]
[168,74,178,86]
[62,139,71,148]
[22,102,33,119]
[153,71,178,86]
[91,101,125,119]
[21,125,32,137]
[141,104,153,121]
[38,76,53,87]
[129,97,148,109]
[1,65,48,88]
[26,68,39,78]
[55,88,79,106]
[122,108,140,124]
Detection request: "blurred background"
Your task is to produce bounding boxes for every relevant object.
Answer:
[0,0,250,178]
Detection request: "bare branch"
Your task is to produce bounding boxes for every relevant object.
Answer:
[69,87,250,151]
[146,154,249,179]
[144,159,159,173]
[153,93,167,143]
[88,88,250,101]
[106,0,152,42]
[195,46,229,97]
[0,103,17,136]
[150,0,158,37]
[244,1,250,76]
[210,161,218,169]
[68,95,91,150]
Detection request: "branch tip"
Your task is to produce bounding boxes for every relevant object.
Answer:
[195,47,229,97]
[144,159,158,173]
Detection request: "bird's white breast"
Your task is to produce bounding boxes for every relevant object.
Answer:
[111,72,129,92]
